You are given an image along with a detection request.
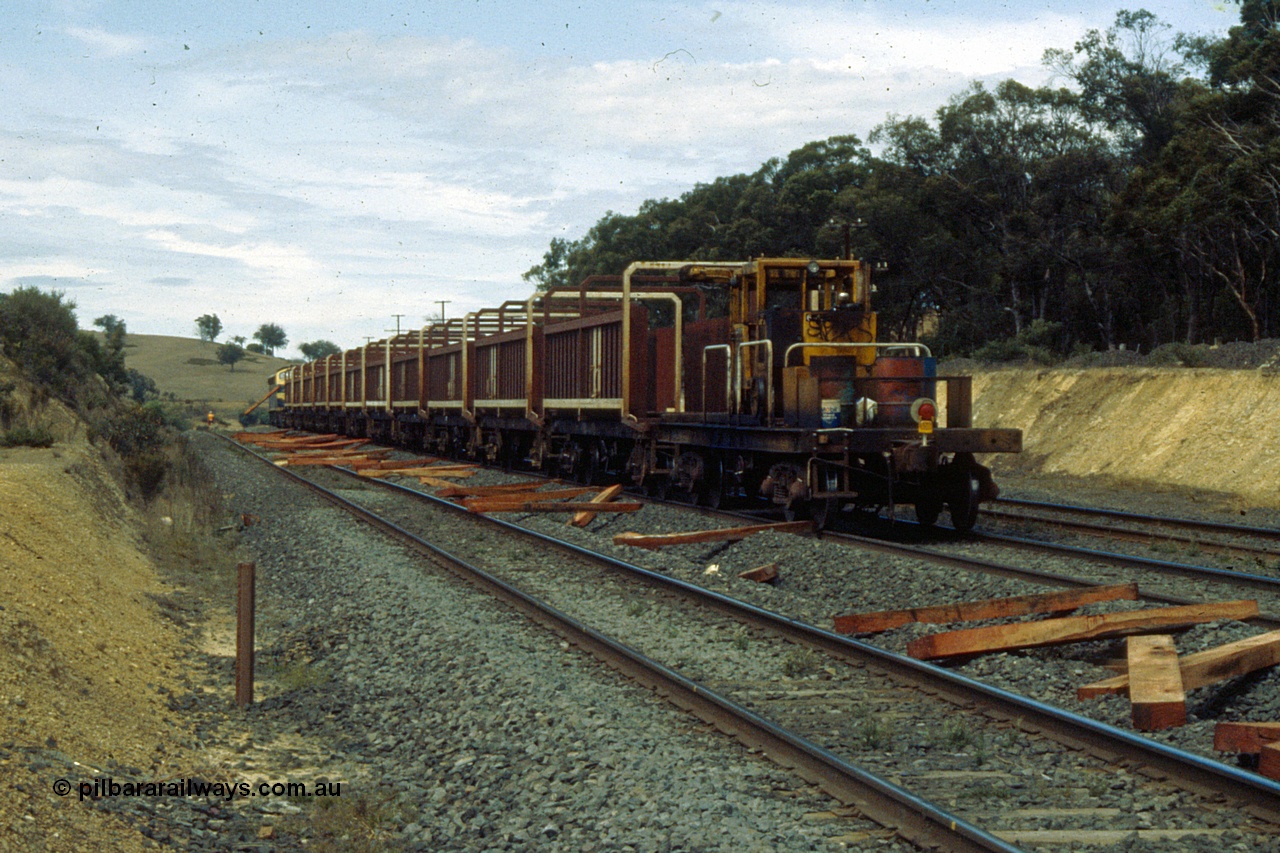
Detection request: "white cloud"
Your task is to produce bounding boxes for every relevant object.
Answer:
[0,175,258,233]
[270,167,547,235]
[140,230,323,285]
[0,259,106,281]
[4,2,1170,353]
[63,27,147,58]
[773,11,1082,79]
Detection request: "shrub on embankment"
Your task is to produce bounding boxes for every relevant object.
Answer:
[0,286,188,500]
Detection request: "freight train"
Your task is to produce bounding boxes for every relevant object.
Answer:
[272,257,1021,530]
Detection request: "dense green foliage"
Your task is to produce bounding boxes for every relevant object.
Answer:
[253,322,287,355]
[525,6,1280,357]
[0,287,183,497]
[217,341,246,371]
[0,288,108,402]
[195,313,223,342]
[0,425,55,448]
[299,339,342,360]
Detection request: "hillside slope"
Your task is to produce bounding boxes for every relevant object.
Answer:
[121,334,294,419]
[972,367,1280,508]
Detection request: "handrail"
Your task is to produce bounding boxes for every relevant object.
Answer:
[524,295,542,427]
[525,287,692,426]
[546,290,685,413]
[783,341,931,368]
[384,338,393,414]
[360,343,368,408]
[461,312,477,423]
[701,344,732,422]
[323,354,332,407]
[622,261,745,426]
[736,339,773,423]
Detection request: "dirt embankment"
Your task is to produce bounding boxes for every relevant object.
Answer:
[971,367,1280,509]
[0,436,197,851]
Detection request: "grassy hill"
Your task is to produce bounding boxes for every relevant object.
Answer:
[120,334,295,423]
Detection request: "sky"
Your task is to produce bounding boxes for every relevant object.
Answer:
[0,1,1241,359]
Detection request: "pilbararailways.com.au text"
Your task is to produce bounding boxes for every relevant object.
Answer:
[54,777,344,802]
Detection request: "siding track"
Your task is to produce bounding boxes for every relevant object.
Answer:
[222,432,1280,850]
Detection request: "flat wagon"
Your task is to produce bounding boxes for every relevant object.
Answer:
[274,257,1021,529]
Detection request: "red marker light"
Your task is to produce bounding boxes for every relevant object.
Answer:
[918,401,936,422]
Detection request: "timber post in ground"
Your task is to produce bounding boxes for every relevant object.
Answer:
[236,562,256,708]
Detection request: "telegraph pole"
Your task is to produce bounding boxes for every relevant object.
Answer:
[435,300,451,322]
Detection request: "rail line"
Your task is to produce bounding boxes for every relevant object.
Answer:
[984,497,1280,564]
[221,434,1019,852]
[699,502,1280,630]
[945,497,1280,625]
[820,528,1280,627]
[220,432,1280,846]
[995,497,1280,542]
[975,529,1280,602]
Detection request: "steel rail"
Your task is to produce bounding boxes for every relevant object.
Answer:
[982,504,1280,561]
[737,505,1280,624]
[226,436,1280,821]
[994,497,1280,542]
[218,434,1023,853]
[974,529,1280,601]
[728,514,1280,630]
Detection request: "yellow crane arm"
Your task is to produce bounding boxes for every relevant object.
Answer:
[243,385,284,417]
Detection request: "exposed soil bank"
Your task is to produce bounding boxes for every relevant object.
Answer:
[972,367,1280,509]
[0,440,194,852]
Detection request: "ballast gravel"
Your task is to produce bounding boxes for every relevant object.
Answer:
[194,432,900,852]
[193,431,1280,851]
[329,477,1164,832]
[497,488,1280,765]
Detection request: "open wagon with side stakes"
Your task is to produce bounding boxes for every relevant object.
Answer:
[273,257,1021,530]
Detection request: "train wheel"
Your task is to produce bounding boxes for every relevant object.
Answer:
[500,434,522,472]
[451,428,468,460]
[586,441,608,485]
[947,470,982,532]
[571,442,594,485]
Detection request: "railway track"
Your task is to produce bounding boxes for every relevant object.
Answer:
[222,435,1011,851]
[993,498,1280,542]
[704,496,1280,632]
[222,431,1280,849]
[821,527,1280,628]
[983,497,1280,568]
[918,496,1280,630]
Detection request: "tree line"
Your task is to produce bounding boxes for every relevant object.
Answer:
[523,5,1280,359]
[195,313,341,370]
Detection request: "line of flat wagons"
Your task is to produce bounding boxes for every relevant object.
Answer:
[270,257,1021,530]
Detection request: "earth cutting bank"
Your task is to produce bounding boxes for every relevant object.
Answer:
[972,366,1280,509]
